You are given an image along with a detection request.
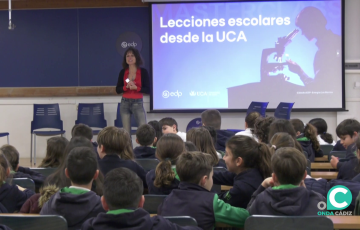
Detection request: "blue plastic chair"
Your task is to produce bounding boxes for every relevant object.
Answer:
[75,103,107,135]
[186,118,202,132]
[0,215,68,230]
[31,104,65,166]
[0,132,9,144]
[114,103,138,135]
[274,102,295,120]
[247,101,269,117]
[8,178,35,192]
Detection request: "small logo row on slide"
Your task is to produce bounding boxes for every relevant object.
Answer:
[162,90,220,98]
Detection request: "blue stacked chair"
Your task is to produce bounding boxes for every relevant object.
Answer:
[0,132,9,144]
[75,103,107,135]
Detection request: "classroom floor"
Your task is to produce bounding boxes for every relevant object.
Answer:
[19,158,44,168]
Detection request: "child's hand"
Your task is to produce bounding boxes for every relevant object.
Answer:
[261,177,274,188]
[330,156,339,169]
[16,185,26,191]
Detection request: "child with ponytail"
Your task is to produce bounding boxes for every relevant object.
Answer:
[146,134,185,195]
[213,135,272,208]
[269,132,296,154]
[0,152,34,213]
[290,119,323,162]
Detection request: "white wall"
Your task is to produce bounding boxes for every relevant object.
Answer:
[0,0,359,159]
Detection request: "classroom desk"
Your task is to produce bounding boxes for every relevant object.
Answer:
[314,156,328,162]
[311,162,334,170]
[221,185,232,191]
[311,171,338,179]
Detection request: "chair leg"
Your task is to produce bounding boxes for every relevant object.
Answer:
[34,135,37,167]
[6,135,9,144]
[30,134,33,165]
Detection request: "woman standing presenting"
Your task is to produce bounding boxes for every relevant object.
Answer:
[116,47,150,135]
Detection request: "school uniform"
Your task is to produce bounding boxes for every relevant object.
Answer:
[98,154,147,188]
[317,135,336,146]
[235,128,258,141]
[247,184,325,216]
[158,182,249,230]
[20,185,59,214]
[13,166,45,188]
[40,186,105,230]
[133,146,156,159]
[176,131,187,142]
[333,140,346,151]
[336,143,358,180]
[0,203,8,213]
[0,183,34,213]
[0,225,11,230]
[297,134,323,162]
[146,168,180,195]
[81,208,201,230]
[215,130,234,152]
[213,168,263,208]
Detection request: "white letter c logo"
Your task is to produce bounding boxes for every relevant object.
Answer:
[329,187,348,208]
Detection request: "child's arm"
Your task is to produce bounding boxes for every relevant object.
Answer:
[212,171,236,186]
[213,194,249,228]
[217,181,252,208]
[247,177,273,213]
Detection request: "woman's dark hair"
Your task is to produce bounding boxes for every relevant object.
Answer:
[184,141,198,151]
[226,135,272,179]
[309,118,334,144]
[254,116,276,144]
[246,112,261,133]
[148,120,162,147]
[45,137,104,195]
[39,137,69,168]
[122,47,144,69]
[268,119,303,152]
[154,134,185,188]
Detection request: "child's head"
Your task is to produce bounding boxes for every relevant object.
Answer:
[186,127,219,166]
[268,119,303,152]
[271,147,307,186]
[176,151,213,191]
[185,141,198,151]
[65,147,99,186]
[101,167,144,211]
[245,112,261,131]
[336,119,360,149]
[159,117,179,134]
[201,109,221,130]
[72,124,93,141]
[136,124,156,147]
[39,137,69,168]
[0,145,19,171]
[309,118,334,144]
[290,119,320,152]
[148,120,162,147]
[254,116,275,143]
[97,126,134,160]
[225,135,272,178]
[154,134,185,188]
[290,119,304,136]
[0,152,10,184]
[269,132,295,153]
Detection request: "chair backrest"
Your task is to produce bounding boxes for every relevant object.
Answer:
[320,145,334,156]
[244,215,333,230]
[164,216,198,227]
[75,103,107,129]
[135,159,160,171]
[143,195,167,214]
[8,178,35,192]
[247,101,269,117]
[274,102,295,120]
[114,103,138,135]
[30,168,57,178]
[186,118,202,132]
[0,215,68,230]
[328,151,347,161]
[31,104,63,132]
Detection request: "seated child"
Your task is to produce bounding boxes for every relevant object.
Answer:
[20,185,59,214]
[97,126,147,188]
[82,167,201,230]
[269,132,296,153]
[158,151,249,230]
[253,116,275,144]
[1,144,45,188]
[72,123,98,154]
[40,146,105,229]
[247,147,325,215]
[203,126,224,158]
[268,119,304,152]
[309,118,336,145]
[134,124,157,159]
[290,119,323,162]
[330,119,360,180]
[146,134,184,195]
[148,120,162,147]
[159,117,186,142]
[0,152,34,213]
[38,137,69,168]
[213,135,272,208]
[235,111,260,141]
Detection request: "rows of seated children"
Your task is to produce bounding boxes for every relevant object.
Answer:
[290,118,323,162]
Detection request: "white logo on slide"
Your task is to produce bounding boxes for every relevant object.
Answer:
[121,42,128,48]
[190,91,196,96]
[162,90,182,98]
